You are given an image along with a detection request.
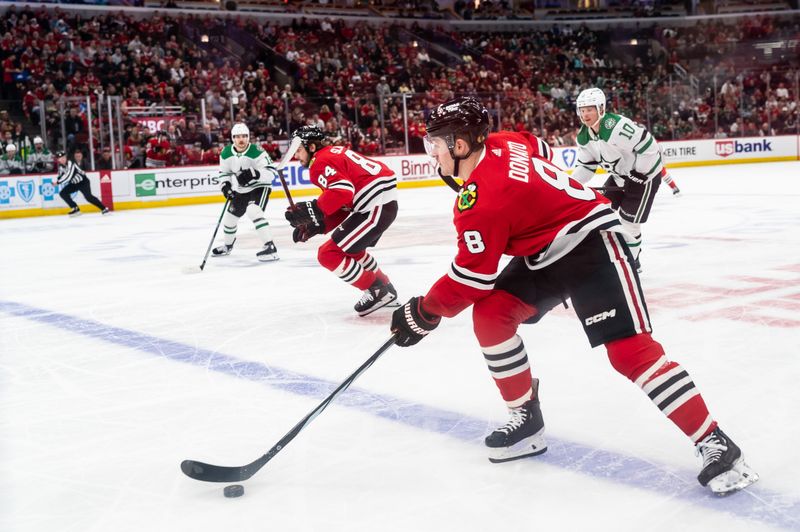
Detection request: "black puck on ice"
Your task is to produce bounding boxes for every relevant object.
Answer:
[223,484,244,498]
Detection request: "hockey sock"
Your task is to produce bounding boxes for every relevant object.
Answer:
[245,204,275,245]
[319,240,376,290]
[662,171,680,191]
[619,220,642,260]
[606,334,716,442]
[473,291,538,407]
[354,251,390,285]
[482,335,533,407]
[221,211,240,246]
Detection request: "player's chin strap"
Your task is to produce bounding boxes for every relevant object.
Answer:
[440,136,482,193]
[438,167,462,193]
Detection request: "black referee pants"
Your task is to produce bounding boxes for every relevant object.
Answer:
[59,179,106,211]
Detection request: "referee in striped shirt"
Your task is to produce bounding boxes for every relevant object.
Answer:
[55,150,109,216]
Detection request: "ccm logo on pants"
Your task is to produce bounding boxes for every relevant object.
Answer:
[585,309,617,325]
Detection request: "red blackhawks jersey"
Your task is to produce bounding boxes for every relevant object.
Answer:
[308,145,397,215]
[424,131,624,318]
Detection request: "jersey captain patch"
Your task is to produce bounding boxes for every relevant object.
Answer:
[457,182,478,212]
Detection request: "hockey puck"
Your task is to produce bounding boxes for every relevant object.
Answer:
[223,484,244,498]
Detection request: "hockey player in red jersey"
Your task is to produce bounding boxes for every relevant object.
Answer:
[389,97,757,495]
[286,125,399,316]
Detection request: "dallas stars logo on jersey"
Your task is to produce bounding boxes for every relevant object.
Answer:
[457,182,478,212]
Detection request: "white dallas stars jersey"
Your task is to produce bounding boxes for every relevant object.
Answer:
[219,143,278,194]
[571,113,664,186]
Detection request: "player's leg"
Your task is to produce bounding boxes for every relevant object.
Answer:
[323,201,398,315]
[58,182,80,215]
[660,168,681,195]
[571,231,757,493]
[474,259,566,462]
[76,179,107,212]
[212,196,245,256]
[245,188,278,262]
[617,177,660,270]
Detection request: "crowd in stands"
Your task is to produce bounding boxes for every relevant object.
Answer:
[0,3,797,174]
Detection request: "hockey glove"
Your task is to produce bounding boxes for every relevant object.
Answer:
[292,223,324,243]
[221,182,235,200]
[285,200,325,231]
[236,168,259,187]
[391,296,441,347]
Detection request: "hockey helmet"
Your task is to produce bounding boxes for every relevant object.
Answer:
[576,88,606,119]
[33,136,43,145]
[5,143,16,152]
[292,125,326,151]
[55,150,66,158]
[231,123,250,140]
[425,96,490,152]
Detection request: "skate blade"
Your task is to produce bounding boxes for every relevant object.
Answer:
[709,458,759,495]
[488,430,547,464]
[257,255,280,262]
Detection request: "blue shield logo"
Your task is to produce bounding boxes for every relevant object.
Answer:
[17,180,35,203]
[0,181,14,204]
[561,148,577,169]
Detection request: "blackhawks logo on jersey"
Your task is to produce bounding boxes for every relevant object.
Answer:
[457,182,478,212]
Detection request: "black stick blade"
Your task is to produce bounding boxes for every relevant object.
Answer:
[181,459,250,483]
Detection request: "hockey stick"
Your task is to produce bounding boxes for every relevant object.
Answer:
[592,185,624,193]
[181,335,396,483]
[275,136,302,210]
[182,198,229,274]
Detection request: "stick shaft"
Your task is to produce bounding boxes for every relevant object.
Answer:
[199,198,229,271]
[181,335,397,482]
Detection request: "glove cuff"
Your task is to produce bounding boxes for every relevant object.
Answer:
[415,297,440,326]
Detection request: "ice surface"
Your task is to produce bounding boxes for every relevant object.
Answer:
[1,162,799,531]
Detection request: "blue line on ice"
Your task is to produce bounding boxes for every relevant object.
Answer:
[1,299,797,530]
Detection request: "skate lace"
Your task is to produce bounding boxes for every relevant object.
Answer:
[498,407,528,435]
[695,436,727,467]
[357,289,376,306]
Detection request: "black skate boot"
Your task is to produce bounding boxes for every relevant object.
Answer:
[101,207,110,215]
[211,241,235,257]
[67,207,81,217]
[256,241,279,262]
[486,381,547,463]
[354,278,398,316]
[696,427,759,495]
[672,186,681,196]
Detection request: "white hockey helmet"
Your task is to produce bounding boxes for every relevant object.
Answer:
[576,88,606,119]
[231,122,250,140]
[33,136,43,145]
[5,143,16,152]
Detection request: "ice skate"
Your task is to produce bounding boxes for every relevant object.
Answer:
[67,207,81,217]
[101,208,110,215]
[486,383,547,463]
[211,242,234,257]
[696,427,759,495]
[256,241,279,262]
[354,278,398,316]
[672,186,681,196]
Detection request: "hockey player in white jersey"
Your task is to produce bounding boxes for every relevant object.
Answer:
[570,88,681,271]
[211,123,280,262]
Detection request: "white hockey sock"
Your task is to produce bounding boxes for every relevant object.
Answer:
[222,211,239,246]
